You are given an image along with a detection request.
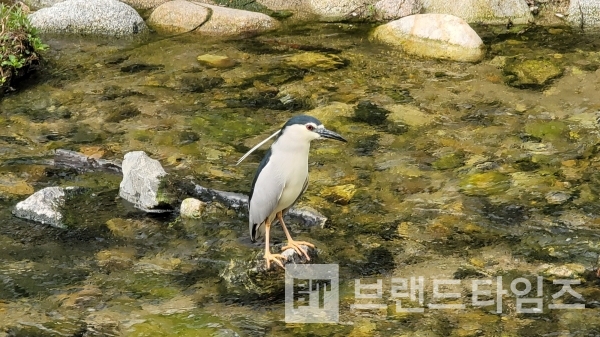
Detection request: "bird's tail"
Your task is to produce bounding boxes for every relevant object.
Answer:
[250,222,263,242]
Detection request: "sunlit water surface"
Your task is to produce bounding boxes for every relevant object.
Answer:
[1,23,600,336]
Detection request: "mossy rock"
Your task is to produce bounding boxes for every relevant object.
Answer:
[524,120,568,141]
[503,59,563,88]
[284,52,346,71]
[1,3,47,95]
[459,172,511,196]
[432,152,464,170]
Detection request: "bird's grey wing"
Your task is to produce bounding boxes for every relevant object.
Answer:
[249,159,284,240]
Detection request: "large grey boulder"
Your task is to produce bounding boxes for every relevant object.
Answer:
[29,0,147,36]
[257,0,421,21]
[120,0,172,10]
[148,0,279,37]
[568,0,600,29]
[12,186,84,228]
[119,151,168,212]
[371,14,485,62]
[421,0,532,24]
[21,0,64,10]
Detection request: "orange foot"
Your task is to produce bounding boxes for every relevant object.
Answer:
[282,240,315,260]
[264,251,286,270]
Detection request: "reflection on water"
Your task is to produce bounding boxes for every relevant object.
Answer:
[1,23,600,336]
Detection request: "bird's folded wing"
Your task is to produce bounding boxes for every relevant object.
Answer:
[248,160,284,226]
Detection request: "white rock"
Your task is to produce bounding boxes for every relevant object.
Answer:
[568,0,600,28]
[372,0,422,21]
[119,151,167,212]
[12,186,83,228]
[180,198,205,219]
[29,0,147,36]
[371,14,485,62]
[120,0,172,10]
[308,0,367,21]
[258,0,420,21]
[422,0,532,24]
[22,0,65,10]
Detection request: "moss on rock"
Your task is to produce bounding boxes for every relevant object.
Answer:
[1,3,47,95]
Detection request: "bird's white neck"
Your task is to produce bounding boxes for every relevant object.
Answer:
[271,123,317,155]
[272,133,311,154]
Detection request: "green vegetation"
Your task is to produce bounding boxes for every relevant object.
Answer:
[1,3,48,93]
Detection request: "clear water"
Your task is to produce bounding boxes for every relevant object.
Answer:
[1,23,600,336]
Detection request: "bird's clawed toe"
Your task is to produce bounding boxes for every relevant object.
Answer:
[264,251,286,270]
[282,240,315,260]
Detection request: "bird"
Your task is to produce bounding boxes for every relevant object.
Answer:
[236,115,347,269]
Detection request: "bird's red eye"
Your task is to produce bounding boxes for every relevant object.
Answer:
[306,124,315,131]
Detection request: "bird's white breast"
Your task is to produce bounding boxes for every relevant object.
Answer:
[271,139,310,213]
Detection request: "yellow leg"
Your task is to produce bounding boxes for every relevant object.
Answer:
[264,217,286,270]
[278,212,315,260]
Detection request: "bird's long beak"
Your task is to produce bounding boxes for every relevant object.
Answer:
[317,128,347,142]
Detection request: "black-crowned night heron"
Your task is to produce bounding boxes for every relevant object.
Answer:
[236,115,347,269]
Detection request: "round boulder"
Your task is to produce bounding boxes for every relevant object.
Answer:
[28,0,147,36]
[147,0,210,34]
[371,14,485,62]
[195,3,280,37]
[148,1,279,36]
[421,0,532,25]
[567,0,600,28]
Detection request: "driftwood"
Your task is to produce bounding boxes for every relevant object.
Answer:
[54,149,123,174]
[53,149,327,228]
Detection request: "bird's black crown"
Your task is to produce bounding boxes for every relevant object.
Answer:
[282,115,322,129]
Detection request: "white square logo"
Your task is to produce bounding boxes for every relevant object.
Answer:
[285,264,339,323]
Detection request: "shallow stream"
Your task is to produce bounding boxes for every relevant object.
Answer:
[1,23,600,336]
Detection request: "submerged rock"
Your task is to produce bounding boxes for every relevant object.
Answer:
[459,172,511,196]
[545,191,571,205]
[504,59,563,88]
[386,104,433,127]
[541,263,587,280]
[371,14,485,62]
[197,54,237,68]
[284,52,346,71]
[432,152,464,170]
[96,247,136,272]
[0,174,34,198]
[119,151,168,212]
[29,0,148,36]
[320,184,356,205]
[12,186,85,228]
[354,101,390,125]
[219,244,317,297]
